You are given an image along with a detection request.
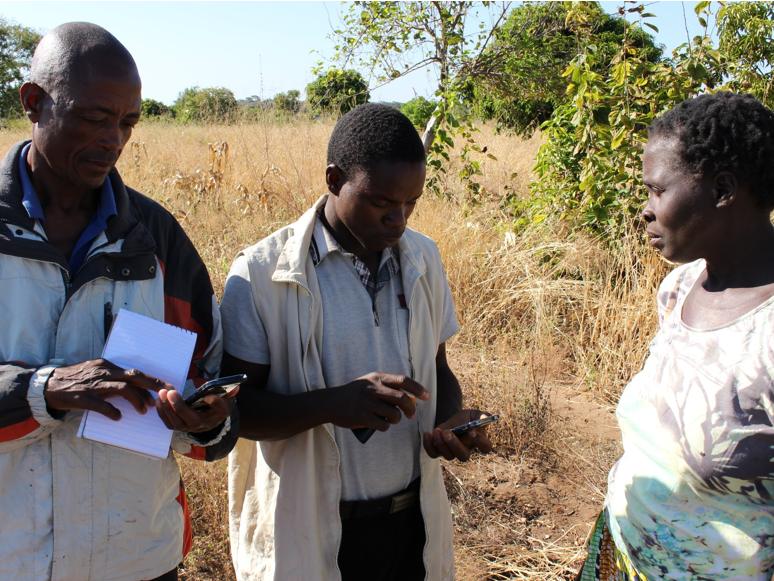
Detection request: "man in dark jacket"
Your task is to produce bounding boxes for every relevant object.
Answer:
[0,22,237,581]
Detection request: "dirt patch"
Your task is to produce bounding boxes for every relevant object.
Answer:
[448,378,622,580]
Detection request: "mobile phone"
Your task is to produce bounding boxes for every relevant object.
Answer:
[352,427,376,444]
[184,374,247,410]
[450,414,499,436]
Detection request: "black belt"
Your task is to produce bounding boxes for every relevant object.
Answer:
[339,479,420,521]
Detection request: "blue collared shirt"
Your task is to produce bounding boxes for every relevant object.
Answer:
[19,143,117,273]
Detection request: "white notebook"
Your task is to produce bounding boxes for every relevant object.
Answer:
[77,309,198,459]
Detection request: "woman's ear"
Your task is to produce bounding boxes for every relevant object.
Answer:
[713,171,738,208]
[325,164,346,196]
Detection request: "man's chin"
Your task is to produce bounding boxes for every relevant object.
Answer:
[367,238,401,252]
[71,170,111,191]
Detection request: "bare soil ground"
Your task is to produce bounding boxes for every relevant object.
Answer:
[178,345,622,581]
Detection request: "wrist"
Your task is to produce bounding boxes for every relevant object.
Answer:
[30,361,67,426]
[312,387,342,426]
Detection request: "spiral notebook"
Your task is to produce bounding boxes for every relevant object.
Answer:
[77,309,197,459]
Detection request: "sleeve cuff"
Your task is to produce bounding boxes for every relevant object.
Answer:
[177,416,231,447]
[28,361,66,427]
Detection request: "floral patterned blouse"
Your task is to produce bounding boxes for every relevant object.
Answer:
[606,259,774,581]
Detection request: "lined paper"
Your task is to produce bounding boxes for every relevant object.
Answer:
[78,309,198,459]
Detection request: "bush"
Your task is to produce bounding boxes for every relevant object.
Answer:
[306,69,369,118]
[141,98,171,119]
[466,1,662,136]
[400,96,437,130]
[172,86,237,123]
[273,90,300,115]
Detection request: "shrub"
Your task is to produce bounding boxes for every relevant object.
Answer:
[273,90,300,115]
[400,96,438,130]
[306,69,369,118]
[172,86,238,123]
[141,98,171,119]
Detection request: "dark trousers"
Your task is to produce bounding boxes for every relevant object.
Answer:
[338,502,426,581]
[146,569,177,581]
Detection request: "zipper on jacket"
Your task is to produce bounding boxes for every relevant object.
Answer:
[104,302,114,341]
[65,249,154,303]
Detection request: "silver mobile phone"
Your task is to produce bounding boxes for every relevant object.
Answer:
[184,374,246,410]
[450,414,500,436]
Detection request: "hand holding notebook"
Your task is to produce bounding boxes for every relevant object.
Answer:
[77,309,198,459]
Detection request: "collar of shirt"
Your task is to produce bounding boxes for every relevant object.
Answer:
[309,212,400,302]
[18,142,118,272]
[18,143,118,227]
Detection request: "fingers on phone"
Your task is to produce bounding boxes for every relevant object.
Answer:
[470,429,495,454]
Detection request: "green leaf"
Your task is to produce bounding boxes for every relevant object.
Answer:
[611,129,626,150]
[694,1,711,16]
[643,23,659,33]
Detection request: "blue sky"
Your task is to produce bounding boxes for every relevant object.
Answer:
[1,1,710,105]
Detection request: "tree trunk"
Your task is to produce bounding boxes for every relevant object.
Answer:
[422,111,439,155]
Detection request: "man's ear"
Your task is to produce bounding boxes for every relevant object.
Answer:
[713,171,737,208]
[20,83,47,124]
[325,164,346,196]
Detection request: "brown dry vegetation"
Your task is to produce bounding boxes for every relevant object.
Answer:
[0,117,668,580]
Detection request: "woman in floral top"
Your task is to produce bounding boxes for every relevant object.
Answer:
[578,92,774,581]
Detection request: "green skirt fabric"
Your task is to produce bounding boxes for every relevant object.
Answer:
[576,512,648,581]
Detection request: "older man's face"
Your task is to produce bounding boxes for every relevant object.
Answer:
[33,66,141,191]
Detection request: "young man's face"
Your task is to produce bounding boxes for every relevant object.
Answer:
[327,160,426,254]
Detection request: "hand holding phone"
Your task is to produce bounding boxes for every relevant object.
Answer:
[422,409,497,462]
[184,374,246,410]
[450,414,499,435]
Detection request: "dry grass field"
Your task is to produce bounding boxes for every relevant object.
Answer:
[0,117,669,580]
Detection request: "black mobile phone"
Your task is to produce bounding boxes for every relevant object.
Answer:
[450,414,500,436]
[352,427,376,444]
[184,374,247,410]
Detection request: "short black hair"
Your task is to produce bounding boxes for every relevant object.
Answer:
[649,92,774,210]
[327,103,426,177]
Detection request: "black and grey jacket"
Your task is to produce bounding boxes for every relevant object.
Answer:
[0,141,237,581]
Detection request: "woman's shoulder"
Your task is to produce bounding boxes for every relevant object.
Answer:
[656,260,705,325]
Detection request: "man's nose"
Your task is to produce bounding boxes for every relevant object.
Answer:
[98,123,128,151]
[385,206,408,228]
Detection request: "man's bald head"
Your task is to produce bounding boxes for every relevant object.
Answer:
[30,22,140,99]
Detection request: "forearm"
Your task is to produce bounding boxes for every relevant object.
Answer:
[237,387,336,441]
[435,363,463,427]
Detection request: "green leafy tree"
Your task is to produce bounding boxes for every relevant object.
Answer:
[328,2,510,197]
[717,1,774,107]
[528,1,774,237]
[172,86,237,123]
[465,1,663,136]
[273,89,300,114]
[305,69,369,117]
[141,98,170,119]
[0,18,41,119]
[400,96,438,129]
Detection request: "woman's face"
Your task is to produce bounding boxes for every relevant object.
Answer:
[641,136,718,263]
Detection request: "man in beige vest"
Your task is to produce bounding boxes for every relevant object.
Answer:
[221,103,493,580]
